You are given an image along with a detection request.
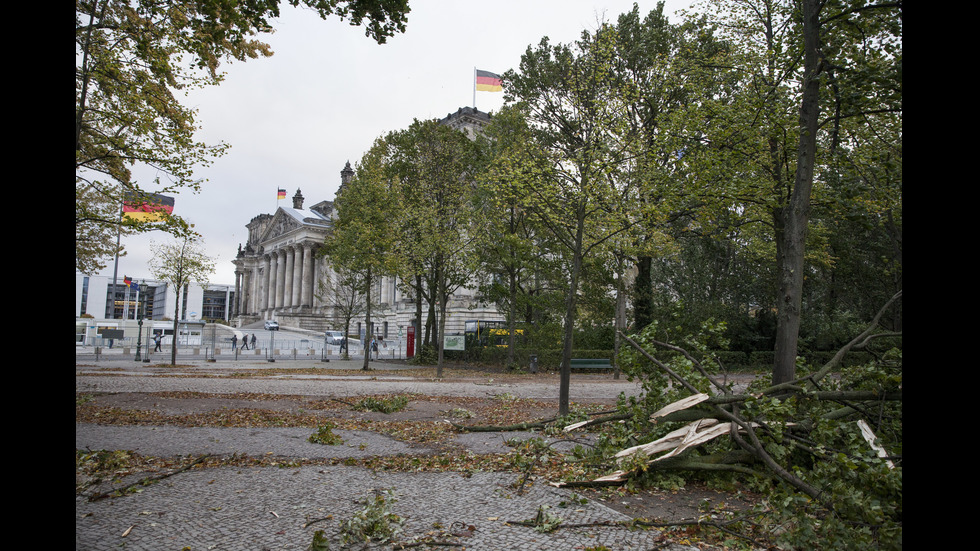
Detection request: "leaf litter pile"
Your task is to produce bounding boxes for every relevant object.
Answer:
[76,389,612,484]
[77,384,764,548]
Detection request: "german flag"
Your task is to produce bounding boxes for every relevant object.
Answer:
[278,188,287,200]
[123,192,174,221]
[475,69,503,92]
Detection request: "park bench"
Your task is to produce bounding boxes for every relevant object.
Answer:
[569,358,613,372]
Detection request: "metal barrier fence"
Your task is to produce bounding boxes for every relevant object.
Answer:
[76,336,407,361]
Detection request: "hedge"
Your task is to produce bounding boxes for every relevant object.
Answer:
[443,346,876,372]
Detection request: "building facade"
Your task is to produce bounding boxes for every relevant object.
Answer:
[231,185,337,330]
[232,107,502,338]
[75,274,236,322]
[75,273,235,343]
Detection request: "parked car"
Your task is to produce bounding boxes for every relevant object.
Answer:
[324,331,344,345]
[264,320,279,331]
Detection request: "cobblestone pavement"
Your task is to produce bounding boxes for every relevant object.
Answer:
[77,358,694,550]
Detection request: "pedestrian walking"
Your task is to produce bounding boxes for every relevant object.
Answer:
[241,333,250,350]
[371,338,379,359]
[153,333,162,351]
[250,333,257,350]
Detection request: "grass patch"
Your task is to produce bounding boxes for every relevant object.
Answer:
[352,395,410,414]
[308,423,344,445]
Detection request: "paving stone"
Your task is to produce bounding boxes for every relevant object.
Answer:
[77,359,694,550]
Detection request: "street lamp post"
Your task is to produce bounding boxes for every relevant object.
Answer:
[134,281,147,361]
[267,328,275,363]
[143,319,151,363]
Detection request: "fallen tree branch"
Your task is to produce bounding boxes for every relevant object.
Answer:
[86,454,211,502]
[507,511,770,548]
[450,418,554,432]
[562,412,632,432]
[801,289,902,387]
[453,408,620,433]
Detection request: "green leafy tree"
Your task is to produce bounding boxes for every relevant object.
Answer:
[386,119,482,375]
[678,0,901,384]
[609,3,734,333]
[322,137,402,370]
[148,230,216,364]
[75,0,411,273]
[506,25,649,415]
[474,105,559,367]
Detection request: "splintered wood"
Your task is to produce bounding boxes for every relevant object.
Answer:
[561,393,755,485]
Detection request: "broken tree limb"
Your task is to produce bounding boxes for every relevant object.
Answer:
[562,395,711,433]
[563,412,632,432]
[618,333,704,396]
[650,393,711,420]
[857,419,895,469]
[629,335,733,395]
[554,450,767,488]
[85,454,211,502]
[796,290,902,388]
[599,337,832,502]
[453,408,622,433]
[449,419,554,432]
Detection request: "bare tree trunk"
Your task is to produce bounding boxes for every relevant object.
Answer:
[773,0,822,385]
[559,212,586,416]
[414,275,423,357]
[614,265,626,380]
[507,269,518,367]
[633,255,654,331]
[362,266,372,371]
[436,260,446,377]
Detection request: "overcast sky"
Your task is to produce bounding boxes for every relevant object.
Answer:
[102,0,695,285]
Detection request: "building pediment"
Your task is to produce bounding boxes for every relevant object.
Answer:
[260,210,301,243]
[258,207,331,246]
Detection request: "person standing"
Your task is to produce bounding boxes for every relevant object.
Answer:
[231,334,238,350]
[250,333,257,350]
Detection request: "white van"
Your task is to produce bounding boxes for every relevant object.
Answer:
[325,331,344,345]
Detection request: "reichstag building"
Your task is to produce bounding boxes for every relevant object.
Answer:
[231,107,502,339]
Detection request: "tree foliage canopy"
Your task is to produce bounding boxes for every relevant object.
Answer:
[75,0,411,273]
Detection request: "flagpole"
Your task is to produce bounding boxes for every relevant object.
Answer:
[109,198,124,320]
[473,67,476,110]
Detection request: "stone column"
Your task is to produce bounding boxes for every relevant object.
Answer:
[262,255,272,312]
[302,243,314,307]
[268,253,279,312]
[291,245,303,308]
[311,253,323,309]
[275,250,286,309]
[234,271,242,316]
[283,247,295,309]
[241,268,251,315]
